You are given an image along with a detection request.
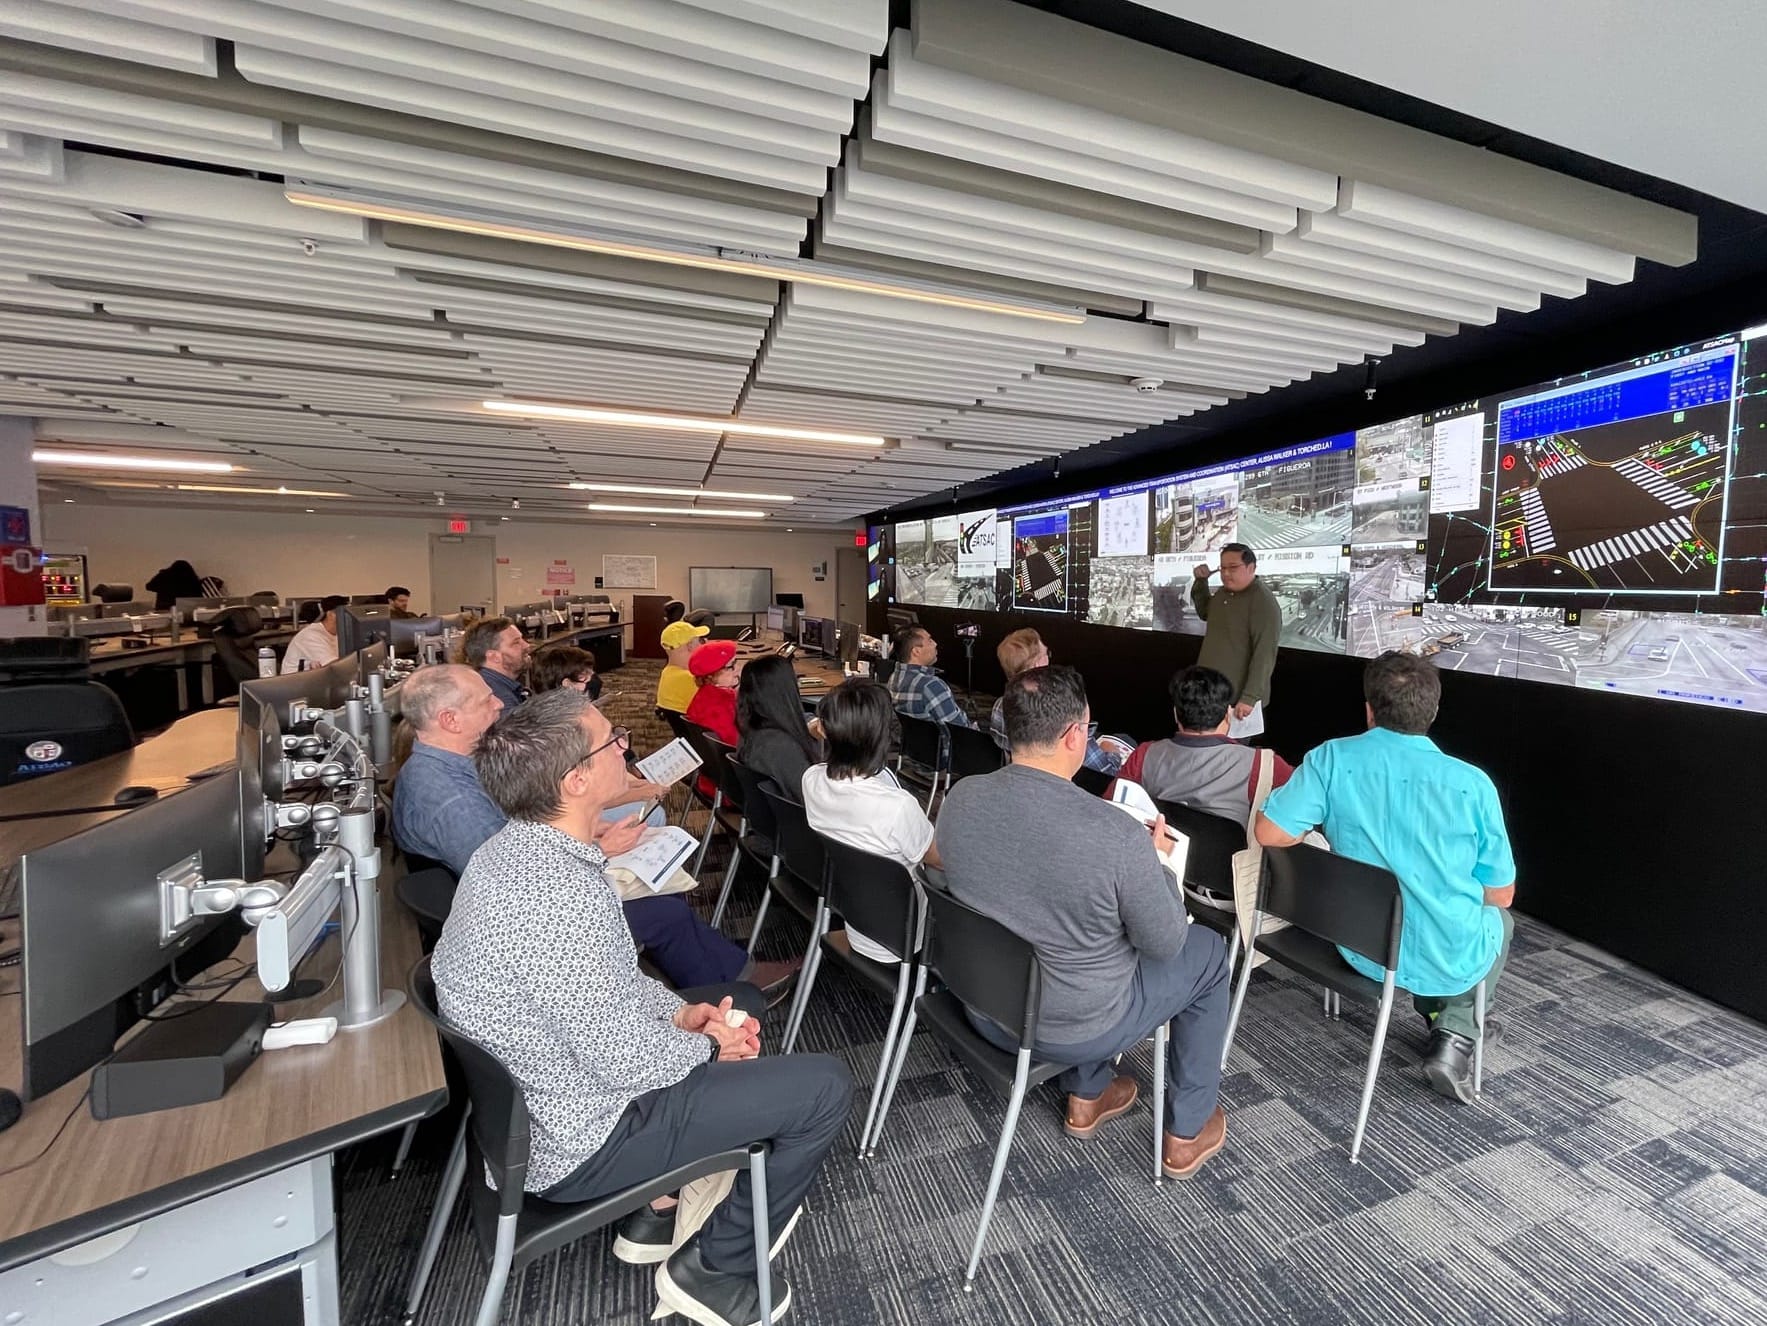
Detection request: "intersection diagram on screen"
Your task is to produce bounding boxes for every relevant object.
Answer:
[1013,510,1070,610]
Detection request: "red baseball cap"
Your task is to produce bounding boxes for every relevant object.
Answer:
[688,638,739,678]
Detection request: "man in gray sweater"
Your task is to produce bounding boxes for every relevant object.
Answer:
[1190,543,1282,728]
[935,665,1231,1180]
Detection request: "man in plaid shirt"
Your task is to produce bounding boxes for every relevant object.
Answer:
[886,625,976,728]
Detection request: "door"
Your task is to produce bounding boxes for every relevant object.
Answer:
[836,545,866,626]
[429,534,495,615]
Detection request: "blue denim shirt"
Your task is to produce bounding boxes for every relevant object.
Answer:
[391,741,507,877]
[480,666,528,711]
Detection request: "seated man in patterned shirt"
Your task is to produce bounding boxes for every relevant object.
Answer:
[884,624,975,728]
[433,690,853,1326]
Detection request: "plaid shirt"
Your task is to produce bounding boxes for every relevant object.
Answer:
[887,663,975,728]
[989,697,1128,774]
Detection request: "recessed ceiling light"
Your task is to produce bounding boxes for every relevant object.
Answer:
[33,450,233,474]
[501,515,510,521]
[63,498,74,503]
[568,481,795,501]
[586,502,766,519]
[175,483,348,497]
[305,508,315,513]
[89,207,146,229]
[485,400,885,447]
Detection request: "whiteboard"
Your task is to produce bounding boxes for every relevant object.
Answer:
[602,554,657,588]
[690,566,773,613]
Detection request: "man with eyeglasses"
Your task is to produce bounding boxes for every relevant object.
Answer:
[392,665,797,996]
[1191,543,1282,737]
[432,689,853,1324]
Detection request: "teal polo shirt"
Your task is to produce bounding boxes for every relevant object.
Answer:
[1262,726,1513,997]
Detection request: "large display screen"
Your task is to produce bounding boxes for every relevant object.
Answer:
[880,322,1767,715]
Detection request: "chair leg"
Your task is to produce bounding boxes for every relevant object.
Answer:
[402,1109,469,1325]
[855,962,914,1156]
[472,1212,520,1326]
[710,817,748,929]
[1151,1025,1168,1186]
[963,1050,1034,1289]
[1348,972,1398,1165]
[746,889,775,958]
[390,1119,418,1177]
[748,1145,774,1325]
[780,903,828,1054]
[1220,910,1262,1070]
[1473,980,1486,1100]
[689,790,723,879]
[1225,926,1240,979]
[867,966,929,1158]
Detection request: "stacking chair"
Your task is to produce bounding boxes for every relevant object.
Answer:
[710,754,785,939]
[754,784,835,1021]
[945,721,1005,786]
[781,836,924,1157]
[868,884,1168,1289]
[894,712,946,809]
[1152,799,1249,970]
[677,725,741,877]
[1220,844,1485,1164]
[403,959,778,1326]
[394,866,459,954]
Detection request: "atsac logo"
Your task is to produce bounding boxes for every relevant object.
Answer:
[25,740,63,762]
[960,515,995,556]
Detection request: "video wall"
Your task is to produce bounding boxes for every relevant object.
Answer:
[873,323,1767,716]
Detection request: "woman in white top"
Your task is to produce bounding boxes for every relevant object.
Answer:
[800,679,940,964]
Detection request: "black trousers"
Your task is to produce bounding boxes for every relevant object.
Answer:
[541,982,854,1275]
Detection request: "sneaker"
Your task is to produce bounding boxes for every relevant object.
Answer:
[1162,1105,1227,1180]
[655,1234,791,1326]
[1422,1028,1478,1104]
[1064,1074,1139,1138]
[612,1202,676,1265]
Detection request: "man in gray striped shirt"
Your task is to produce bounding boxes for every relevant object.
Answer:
[433,689,852,1326]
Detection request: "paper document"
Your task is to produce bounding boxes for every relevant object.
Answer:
[1107,779,1191,883]
[608,826,699,892]
[1227,700,1265,740]
[634,737,703,788]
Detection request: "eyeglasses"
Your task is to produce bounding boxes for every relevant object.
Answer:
[579,726,630,766]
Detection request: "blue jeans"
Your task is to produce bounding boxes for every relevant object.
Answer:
[605,801,747,987]
[967,927,1231,1136]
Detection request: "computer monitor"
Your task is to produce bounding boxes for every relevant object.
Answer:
[19,772,246,1099]
[775,592,805,609]
[390,615,443,658]
[335,604,392,660]
[837,620,863,666]
[765,606,786,633]
[240,666,331,726]
[236,685,280,880]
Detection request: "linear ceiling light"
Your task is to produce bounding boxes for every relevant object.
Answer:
[568,481,794,501]
[484,399,885,447]
[586,503,766,519]
[176,484,349,498]
[284,185,1084,325]
[33,449,233,473]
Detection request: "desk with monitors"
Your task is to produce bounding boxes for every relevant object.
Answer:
[0,648,443,1324]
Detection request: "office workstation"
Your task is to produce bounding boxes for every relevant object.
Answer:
[1,3,1765,1324]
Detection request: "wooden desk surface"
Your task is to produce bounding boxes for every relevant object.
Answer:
[0,896,444,1271]
[0,707,239,830]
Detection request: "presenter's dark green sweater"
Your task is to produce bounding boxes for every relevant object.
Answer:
[1190,576,1282,706]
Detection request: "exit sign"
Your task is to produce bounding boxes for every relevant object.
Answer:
[447,517,472,534]
[853,530,868,547]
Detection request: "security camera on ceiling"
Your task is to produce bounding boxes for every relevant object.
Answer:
[1130,377,1163,393]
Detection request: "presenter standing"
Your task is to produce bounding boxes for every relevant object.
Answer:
[1190,544,1281,738]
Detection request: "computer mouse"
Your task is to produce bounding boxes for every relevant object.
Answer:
[114,785,159,806]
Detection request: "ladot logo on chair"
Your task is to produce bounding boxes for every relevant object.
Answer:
[25,740,63,762]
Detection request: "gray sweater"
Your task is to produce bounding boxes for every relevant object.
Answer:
[935,764,1188,1043]
[1190,576,1282,706]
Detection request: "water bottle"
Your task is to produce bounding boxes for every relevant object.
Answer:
[258,645,276,678]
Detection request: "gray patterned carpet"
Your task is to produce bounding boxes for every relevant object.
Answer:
[337,663,1767,1325]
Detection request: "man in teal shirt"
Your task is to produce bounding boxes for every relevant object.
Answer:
[1254,650,1514,1103]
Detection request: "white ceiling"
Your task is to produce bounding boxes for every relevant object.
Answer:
[0,0,1696,529]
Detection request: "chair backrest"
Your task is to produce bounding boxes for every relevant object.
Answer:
[90,582,135,604]
[661,708,694,743]
[920,880,1043,1047]
[1261,844,1404,970]
[945,721,1004,782]
[821,837,920,961]
[663,599,686,624]
[897,711,944,770]
[395,867,459,950]
[758,783,829,898]
[1153,798,1246,896]
[1071,765,1112,798]
[0,682,135,786]
[679,723,727,796]
[724,753,777,841]
[408,957,529,1215]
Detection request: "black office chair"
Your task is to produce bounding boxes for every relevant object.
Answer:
[894,712,945,810]
[0,681,135,786]
[402,958,779,1326]
[709,753,784,932]
[1220,844,1486,1164]
[1153,799,1249,966]
[866,882,1167,1288]
[90,582,135,604]
[792,837,925,1159]
[663,599,687,625]
[945,721,1005,785]
[746,782,831,995]
[394,866,459,953]
[685,608,717,630]
[206,604,265,687]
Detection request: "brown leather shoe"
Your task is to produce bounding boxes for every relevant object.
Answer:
[1162,1105,1226,1179]
[746,955,804,1008]
[1064,1075,1139,1138]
